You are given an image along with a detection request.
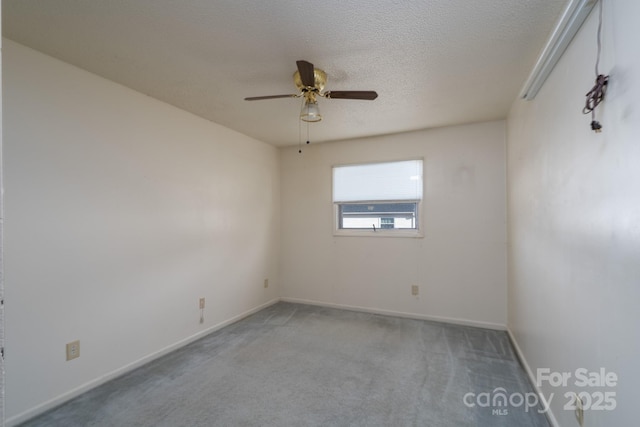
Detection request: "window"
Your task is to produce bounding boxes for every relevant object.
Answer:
[333,160,423,236]
[338,203,416,229]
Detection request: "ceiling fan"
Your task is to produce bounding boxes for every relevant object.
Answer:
[244,60,378,122]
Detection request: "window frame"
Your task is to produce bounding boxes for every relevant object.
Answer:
[332,159,424,238]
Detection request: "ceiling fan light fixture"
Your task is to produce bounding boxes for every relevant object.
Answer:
[300,99,322,122]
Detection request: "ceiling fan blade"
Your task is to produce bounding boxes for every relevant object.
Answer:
[325,91,378,100]
[296,60,315,88]
[244,94,298,101]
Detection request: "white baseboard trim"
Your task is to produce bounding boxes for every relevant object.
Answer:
[8,297,506,425]
[6,298,280,427]
[280,297,507,330]
[507,328,559,427]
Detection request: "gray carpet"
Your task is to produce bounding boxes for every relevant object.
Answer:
[19,303,550,427]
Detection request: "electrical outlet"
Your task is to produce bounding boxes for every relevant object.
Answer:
[199,297,205,324]
[411,285,419,296]
[66,340,80,361]
[264,279,269,289]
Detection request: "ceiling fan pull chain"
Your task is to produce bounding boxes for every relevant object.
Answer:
[298,109,303,153]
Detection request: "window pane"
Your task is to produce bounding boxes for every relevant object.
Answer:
[339,202,417,229]
[333,160,423,202]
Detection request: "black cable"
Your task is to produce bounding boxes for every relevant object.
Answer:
[583,0,608,132]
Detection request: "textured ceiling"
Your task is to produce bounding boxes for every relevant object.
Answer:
[3,0,568,146]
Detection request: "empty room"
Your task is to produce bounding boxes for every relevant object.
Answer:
[1,0,638,426]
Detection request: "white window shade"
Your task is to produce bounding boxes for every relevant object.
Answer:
[333,160,423,202]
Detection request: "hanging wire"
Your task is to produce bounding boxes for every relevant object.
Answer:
[594,0,603,77]
[582,0,608,132]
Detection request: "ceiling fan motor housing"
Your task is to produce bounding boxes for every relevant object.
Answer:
[293,68,327,93]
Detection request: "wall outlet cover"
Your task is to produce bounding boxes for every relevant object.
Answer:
[66,340,80,361]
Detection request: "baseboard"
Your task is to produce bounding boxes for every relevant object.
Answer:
[280,297,507,330]
[6,298,280,427]
[7,297,505,425]
[507,328,560,427]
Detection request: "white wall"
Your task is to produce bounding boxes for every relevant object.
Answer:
[280,121,507,328]
[507,1,640,425]
[0,7,5,426]
[3,40,280,423]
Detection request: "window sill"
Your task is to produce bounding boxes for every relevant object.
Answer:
[333,229,424,238]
